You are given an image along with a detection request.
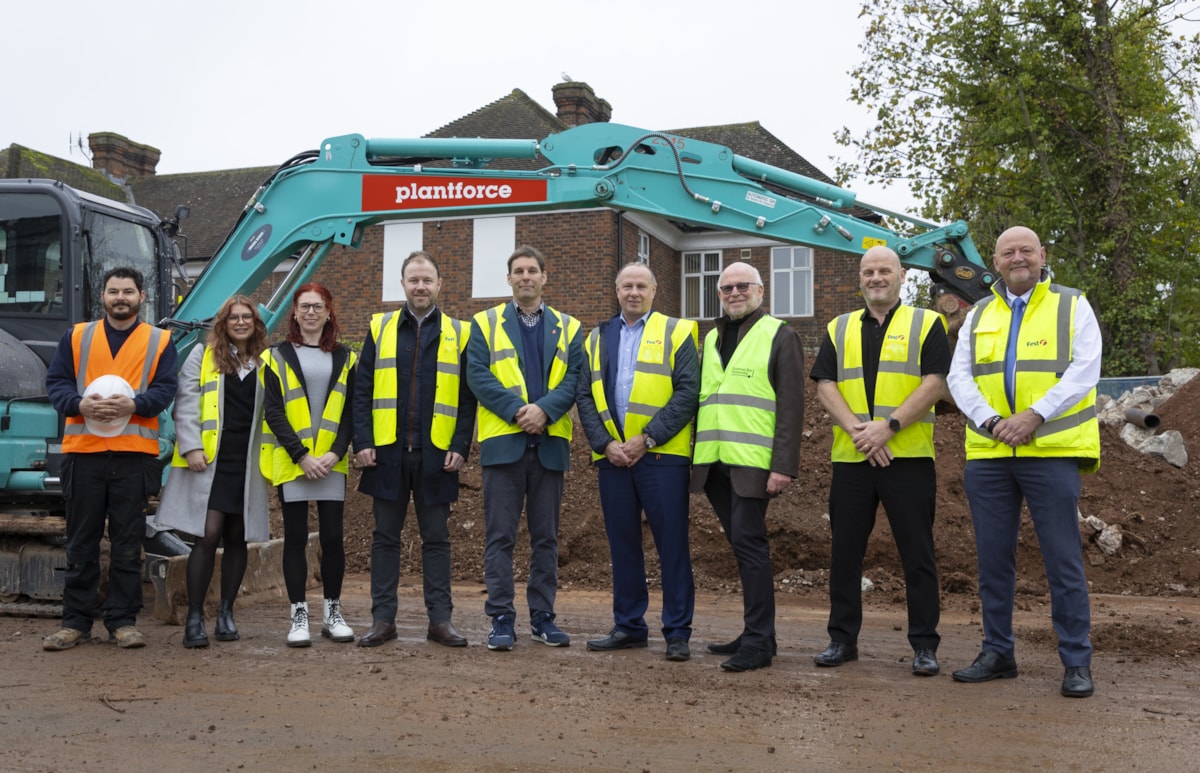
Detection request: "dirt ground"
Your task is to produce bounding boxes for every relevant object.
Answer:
[3,380,1199,771]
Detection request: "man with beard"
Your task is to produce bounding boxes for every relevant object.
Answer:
[43,267,178,651]
[353,251,477,648]
[691,261,805,672]
[809,246,949,676]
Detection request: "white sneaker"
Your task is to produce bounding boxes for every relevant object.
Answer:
[322,599,354,642]
[287,602,311,648]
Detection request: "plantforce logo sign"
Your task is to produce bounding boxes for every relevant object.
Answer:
[361,174,548,211]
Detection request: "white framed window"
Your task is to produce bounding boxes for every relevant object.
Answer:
[682,250,722,319]
[472,216,517,298]
[770,246,813,317]
[637,232,651,264]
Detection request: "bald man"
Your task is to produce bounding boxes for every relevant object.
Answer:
[809,246,949,676]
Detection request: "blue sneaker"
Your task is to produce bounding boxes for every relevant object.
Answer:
[531,613,570,647]
[488,615,515,651]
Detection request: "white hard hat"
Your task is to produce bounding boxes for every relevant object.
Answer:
[82,375,135,437]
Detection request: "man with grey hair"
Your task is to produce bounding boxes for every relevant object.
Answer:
[690,261,805,672]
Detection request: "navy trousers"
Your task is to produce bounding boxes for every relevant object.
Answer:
[964,457,1092,667]
[598,462,694,641]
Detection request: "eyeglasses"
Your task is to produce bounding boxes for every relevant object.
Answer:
[228,314,256,323]
[717,282,759,296]
[297,303,326,313]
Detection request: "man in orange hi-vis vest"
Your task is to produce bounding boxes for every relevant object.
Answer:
[43,267,177,652]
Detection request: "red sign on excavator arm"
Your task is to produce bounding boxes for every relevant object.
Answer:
[361,174,548,211]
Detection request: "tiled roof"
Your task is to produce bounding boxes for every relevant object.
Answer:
[130,167,275,260]
[1,144,128,201]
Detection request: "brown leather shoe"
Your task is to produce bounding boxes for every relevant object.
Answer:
[427,620,468,647]
[356,620,398,647]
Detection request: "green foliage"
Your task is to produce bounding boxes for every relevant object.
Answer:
[839,0,1200,374]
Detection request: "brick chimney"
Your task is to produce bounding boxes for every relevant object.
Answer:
[88,132,161,181]
[552,81,612,127]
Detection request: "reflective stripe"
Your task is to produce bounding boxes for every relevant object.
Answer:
[699,392,777,412]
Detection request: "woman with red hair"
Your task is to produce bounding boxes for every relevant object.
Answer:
[261,283,357,647]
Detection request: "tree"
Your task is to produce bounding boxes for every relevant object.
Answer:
[838,0,1200,374]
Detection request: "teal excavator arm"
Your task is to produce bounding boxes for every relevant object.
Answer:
[165,122,993,356]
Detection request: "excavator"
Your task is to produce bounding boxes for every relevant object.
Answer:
[0,122,994,620]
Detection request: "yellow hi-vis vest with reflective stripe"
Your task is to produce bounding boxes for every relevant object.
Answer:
[584,312,698,461]
[693,315,785,470]
[964,280,1100,472]
[170,346,221,467]
[829,305,943,462]
[258,347,356,485]
[472,303,580,444]
[368,310,469,451]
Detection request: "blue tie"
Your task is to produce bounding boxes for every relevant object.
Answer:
[1004,297,1026,411]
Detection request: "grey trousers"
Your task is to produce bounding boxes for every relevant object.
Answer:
[482,448,564,620]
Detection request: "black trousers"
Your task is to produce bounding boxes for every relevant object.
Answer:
[61,452,151,633]
[703,466,775,651]
[369,450,453,624]
[827,458,940,651]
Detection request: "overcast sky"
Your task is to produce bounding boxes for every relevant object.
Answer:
[5,1,914,211]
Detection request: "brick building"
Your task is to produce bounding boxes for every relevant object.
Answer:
[4,81,878,348]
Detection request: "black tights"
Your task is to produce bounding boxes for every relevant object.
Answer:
[281,499,345,603]
[186,509,247,605]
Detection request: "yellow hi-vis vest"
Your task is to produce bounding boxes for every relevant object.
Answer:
[170,346,221,467]
[368,310,469,450]
[259,346,357,485]
[584,312,698,461]
[964,280,1100,472]
[693,315,786,470]
[829,305,943,462]
[472,303,580,444]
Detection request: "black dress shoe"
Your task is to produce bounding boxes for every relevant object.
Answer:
[665,638,690,662]
[1061,666,1094,698]
[586,629,648,651]
[813,641,858,667]
[357,620,398,647]
[720,645,772,672]
[183,604,209,649]
[912,648,940,676]
[427,621,468,647]
[707,634,777,656]
[952,650,1018,683]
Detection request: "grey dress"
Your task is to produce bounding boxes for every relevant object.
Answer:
[278,345,346,503]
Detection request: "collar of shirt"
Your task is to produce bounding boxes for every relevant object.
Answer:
[513,300,545,328]
[860,299,902,328]
[403,304,437,327]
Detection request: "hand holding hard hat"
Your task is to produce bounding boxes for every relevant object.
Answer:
[81,375,136,437]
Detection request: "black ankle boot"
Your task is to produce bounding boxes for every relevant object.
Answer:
[183,604,209,649]
[215,599,239,641]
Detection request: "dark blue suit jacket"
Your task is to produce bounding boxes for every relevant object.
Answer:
[466,302,583,471]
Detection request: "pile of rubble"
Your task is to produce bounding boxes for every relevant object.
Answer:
[1096,367,1197,468]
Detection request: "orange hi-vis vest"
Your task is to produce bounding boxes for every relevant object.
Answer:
[63,320,170,454]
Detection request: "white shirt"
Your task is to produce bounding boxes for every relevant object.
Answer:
[947,286,1102,425]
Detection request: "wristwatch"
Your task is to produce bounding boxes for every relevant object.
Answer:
[983,415,1003,434]
[644,434,657,449]
[887,417,901,433]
